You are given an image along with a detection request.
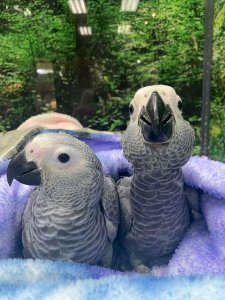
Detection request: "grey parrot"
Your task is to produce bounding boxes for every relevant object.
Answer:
[7,132,119,267]
[117,85,195,272]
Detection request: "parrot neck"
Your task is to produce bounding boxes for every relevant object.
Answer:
[130,167,187,216]
[39,171,103,209]
[131,168,184,202]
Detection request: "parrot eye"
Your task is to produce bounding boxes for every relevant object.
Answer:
[58,153,70,163]
[129,104,134,115]
[177,100,183,111]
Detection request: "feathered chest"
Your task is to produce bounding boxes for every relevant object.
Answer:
[127,169,189,257]
[22,195,107,263]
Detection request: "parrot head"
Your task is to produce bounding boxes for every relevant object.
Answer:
[7,132,103,189]
[122,85,195,171]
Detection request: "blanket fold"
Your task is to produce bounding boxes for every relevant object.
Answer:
[0,259,225,299]
[1,129,225,298]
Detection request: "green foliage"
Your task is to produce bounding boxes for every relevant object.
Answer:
[87,0,204,90]
[86,0,204,134]
[209,1,225,160]
[0,0,77,129]
[87,95,130,131]
[209,98,225,162]
[0,0,225,161]
[187,115,201,155]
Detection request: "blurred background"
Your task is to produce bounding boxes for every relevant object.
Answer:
[0,0,224,160]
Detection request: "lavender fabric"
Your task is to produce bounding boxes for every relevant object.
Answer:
[0,174,35,259]
[1,154,225,274]
[1,259,225,300]
[1,129,225,298]
[151,156,225,276]
[41,129,122,152]
[182,155,225,200]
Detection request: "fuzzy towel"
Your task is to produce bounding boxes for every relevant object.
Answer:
[0,129,225,299]
[0,259,225,300]
[152,157,225,275]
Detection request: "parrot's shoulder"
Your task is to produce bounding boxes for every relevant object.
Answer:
[101,176,119,242]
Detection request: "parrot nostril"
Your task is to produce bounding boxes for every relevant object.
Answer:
[162,114,172,125]
[140,115,152,126]
[30,150,34,153]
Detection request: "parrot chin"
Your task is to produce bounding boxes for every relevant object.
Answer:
[7,150,41,186]
[139,90,174,144]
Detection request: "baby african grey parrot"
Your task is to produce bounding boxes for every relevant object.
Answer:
[7,132,119,267]
[117,85,195,272]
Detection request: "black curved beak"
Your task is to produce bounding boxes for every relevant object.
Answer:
[7,150,41,186]
[139,91,173,144]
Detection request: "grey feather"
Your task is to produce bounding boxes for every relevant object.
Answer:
[117,177,133,239]
[101,177,119,242]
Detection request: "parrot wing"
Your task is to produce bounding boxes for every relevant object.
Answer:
[116,176,133,239]
[101,177,119,242]
[22,189,39,258]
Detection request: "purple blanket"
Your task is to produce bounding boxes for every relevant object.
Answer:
[153,157,225,275]
[0,130,225,275]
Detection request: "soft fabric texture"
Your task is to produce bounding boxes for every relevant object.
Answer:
[1,129,225,298]
[153,157,225,275]
[0,259,225,300]
[0,174,35,259]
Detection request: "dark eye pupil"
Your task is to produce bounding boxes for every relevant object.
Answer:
[58,153,70,163]
[178,101,183,110]
[129,104,134,115]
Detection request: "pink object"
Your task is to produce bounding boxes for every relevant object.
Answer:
[17,112,83,130]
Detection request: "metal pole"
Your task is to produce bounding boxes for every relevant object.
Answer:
[200,0,214,156]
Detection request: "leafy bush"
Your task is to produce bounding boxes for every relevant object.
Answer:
[87,96,130,131]
[1,0,225,162]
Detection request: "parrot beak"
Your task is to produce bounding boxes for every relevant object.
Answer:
[139,91,174,144]
[7,150,41,186]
